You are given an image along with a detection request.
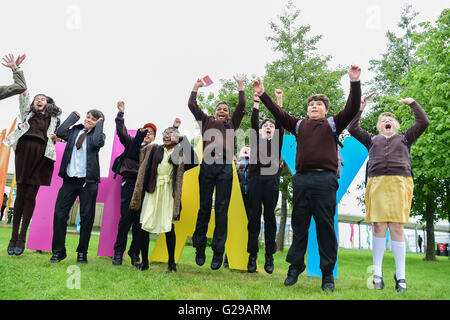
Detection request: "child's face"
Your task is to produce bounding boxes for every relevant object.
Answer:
[214,104,230,122]
[378,115,399,137]
[84,113,99,131]
[33,95,47,111]
[162,128,178,148]
[307,100,328,120]
[239,146,250,158]
[260,121,276,139]
[143,129,155,144]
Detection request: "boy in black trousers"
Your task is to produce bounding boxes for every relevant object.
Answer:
[188,74,246,270]
[247,91,284,274]
[252,66,361,291]
[49,109,105,264]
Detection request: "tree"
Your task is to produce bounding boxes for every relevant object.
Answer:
[398,8,450,260]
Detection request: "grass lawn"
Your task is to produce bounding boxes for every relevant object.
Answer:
[0,226,448,300]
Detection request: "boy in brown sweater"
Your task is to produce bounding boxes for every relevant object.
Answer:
[252,66,361,291]
[188,74,246,270]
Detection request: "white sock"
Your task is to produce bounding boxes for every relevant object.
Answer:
[392,240,406,282]
[372,236,386,278]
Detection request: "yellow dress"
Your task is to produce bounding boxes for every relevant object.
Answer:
[140,147,174,234]
[365,175,414,224]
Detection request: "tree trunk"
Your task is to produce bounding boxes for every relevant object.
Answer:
[276,191,288,252]
[424,193,437,261]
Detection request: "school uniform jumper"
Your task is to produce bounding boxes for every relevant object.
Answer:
[247,108,284,256]
[259,81,361,275]
[188,90,246,255]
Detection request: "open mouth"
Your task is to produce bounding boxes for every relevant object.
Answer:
[385,124,392,130]
[217,114,226,120]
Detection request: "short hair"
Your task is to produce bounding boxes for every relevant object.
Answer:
[260,119,275,129]
[87,109,105,121]
[307,94,330,109]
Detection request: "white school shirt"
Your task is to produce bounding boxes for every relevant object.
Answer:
[66,129,88,178]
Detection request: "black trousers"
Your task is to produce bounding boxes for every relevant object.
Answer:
[247,174,279,255]
[113,177,141,256]
[192,163,233,254]
[52,177,98,254]
[286,170,338,275]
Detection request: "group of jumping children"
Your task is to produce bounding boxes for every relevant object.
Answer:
[1,53,429,292]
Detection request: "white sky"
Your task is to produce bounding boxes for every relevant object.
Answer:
[1,0,449,219]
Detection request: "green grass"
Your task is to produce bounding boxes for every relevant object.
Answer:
[0,226,448,300]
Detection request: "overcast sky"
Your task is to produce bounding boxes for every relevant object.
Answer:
[1,0,448,218]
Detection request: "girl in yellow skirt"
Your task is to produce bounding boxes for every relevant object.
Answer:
[129,120,198,272]
[349,94,429,292]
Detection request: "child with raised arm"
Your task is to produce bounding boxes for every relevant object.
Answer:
[188,74,246,270]
[348,94,429,292]
[253,66,361,291]
[49,109,105,264]
[129,120,198,272]
[247,90,284,274]
[112,100,157,267]
[3,53,62,256]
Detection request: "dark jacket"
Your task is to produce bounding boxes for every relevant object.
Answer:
[115,111,147,178]
[56,112,106,183]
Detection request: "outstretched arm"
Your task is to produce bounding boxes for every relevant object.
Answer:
[253,79,298,134]
[348,94,375,149]
[333,65,362,134]
[188,79,209,122]
[115,101,134,148]
[231,73,246,129]
[398,98,430,145]
[0,54,27,101]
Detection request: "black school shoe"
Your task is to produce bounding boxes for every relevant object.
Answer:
[112,252,123,265]
[394,274,407,292]
[49,251,67,263]
[77,252,88,264]
[247,253,257,273]
[284,264,306,286]
[168,262,177,273]
[7,239,16,255]
[13,239,25,256]
[322,273,335,292]
[264,254,274,274]
[195,248,206,266]
[128,251,140,266]
[210,251,223,270]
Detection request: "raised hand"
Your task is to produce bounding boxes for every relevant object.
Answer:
[275,89,284,108]
[173,117,181,128]
[117,101,125,113]
[397,98,415,105]
[2,54,16,69]
[349,65,361,81]
[15,54,26,67]
[360,91,377,111]
[252,78,265,96]
[193,79,203,92]
[233,73,246,91]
